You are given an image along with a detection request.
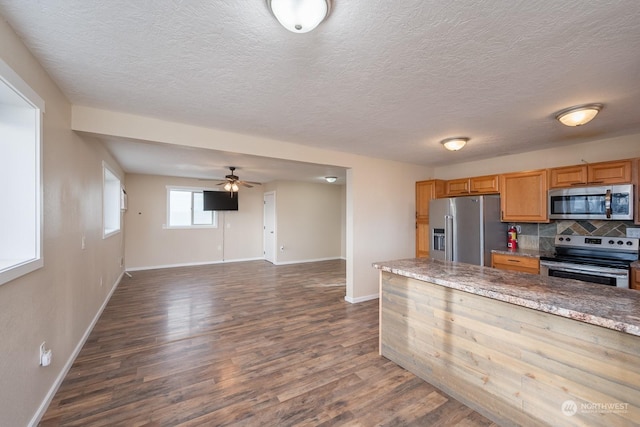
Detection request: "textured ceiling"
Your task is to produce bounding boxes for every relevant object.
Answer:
[2,0,640,179]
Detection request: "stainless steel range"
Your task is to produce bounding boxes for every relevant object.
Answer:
[540,235,639,288]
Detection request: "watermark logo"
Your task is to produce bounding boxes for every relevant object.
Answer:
[561,400,577,416]
[561,400,629,416]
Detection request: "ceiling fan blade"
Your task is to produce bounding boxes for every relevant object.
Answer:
[239,182,253,188]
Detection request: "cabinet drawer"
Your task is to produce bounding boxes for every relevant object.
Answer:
[491,253,540,274]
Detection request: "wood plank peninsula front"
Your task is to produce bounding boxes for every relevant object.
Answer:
[373,258,640,427]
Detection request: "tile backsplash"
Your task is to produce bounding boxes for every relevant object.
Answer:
[512,220,636,252]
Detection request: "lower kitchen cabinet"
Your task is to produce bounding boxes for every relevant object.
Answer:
[416,222,430,258]
[632,267,640,290]
[491,253,540,275]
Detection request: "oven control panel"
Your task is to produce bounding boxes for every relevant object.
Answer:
[555,235,639,251]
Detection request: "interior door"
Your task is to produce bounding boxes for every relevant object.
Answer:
[263,191,276,264]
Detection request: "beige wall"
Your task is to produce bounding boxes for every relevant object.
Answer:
[433,134,640,179]
[266,181,344,264]
[71,106,433,302]
[124,174,264,269]
[0,19,125,427]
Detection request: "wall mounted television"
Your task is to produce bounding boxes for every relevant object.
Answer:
[203,191,239,211]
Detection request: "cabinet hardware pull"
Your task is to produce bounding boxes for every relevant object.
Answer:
[507,259,521,263]
[588,181,604,184]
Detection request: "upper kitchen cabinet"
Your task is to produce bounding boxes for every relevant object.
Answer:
[445,174,499,196]
[500,170,549,222]
[416,180,445,222]
[445,178,469,196]
[470,174,500,194]
[416,180,445,257]
[549,160,632,188]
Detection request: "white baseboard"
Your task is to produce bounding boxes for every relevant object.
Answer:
[126,257,265,272]
[29,270,125,427]
[272,256,343,266]
[344,293,379,304]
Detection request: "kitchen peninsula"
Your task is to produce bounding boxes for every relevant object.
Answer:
[374,258,640,427]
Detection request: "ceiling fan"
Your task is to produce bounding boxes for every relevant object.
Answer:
[216,167,261,192]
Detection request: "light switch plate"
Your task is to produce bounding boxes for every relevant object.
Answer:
[626,228,640,238]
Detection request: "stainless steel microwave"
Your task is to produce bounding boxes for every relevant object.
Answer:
[548,184,634,220]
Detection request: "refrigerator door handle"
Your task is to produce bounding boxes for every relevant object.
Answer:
[445,215,454,261]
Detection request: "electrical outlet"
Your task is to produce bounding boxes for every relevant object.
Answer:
[100,277,103,287]
[81,234,86,250]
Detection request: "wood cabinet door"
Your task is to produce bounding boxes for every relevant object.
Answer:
[631,267,640,290]
[588,160,632,184]
[469,174,499,194]
[549,165,587,188]
[499,170,549,222]
[445,178,470,196]
[416,221,430,258]
[416,180,444,257]
[416,181,435,222]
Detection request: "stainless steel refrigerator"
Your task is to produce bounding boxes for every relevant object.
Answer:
[429,195,506,266]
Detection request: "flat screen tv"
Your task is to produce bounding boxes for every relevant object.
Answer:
[203,191,238,211]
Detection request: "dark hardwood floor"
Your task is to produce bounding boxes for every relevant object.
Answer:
[40,260,499,426]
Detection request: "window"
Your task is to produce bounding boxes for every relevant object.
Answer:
[103,163,122,237]
[167,187,217,228]
[0,59,44,286]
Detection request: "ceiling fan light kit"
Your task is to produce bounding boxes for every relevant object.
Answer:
[441,137,469,151]
[268,0,331,33]
[218,167,261,194]
[555,103,603,127]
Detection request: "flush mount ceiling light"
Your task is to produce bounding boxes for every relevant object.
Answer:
[268,0,331,33]
[440,137,469,151]
[325,176,337,183]
[555,103,603,127]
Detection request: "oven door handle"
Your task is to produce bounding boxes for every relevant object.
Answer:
[605,189,612,218]
[540,261,629,277]
[541,263,628,279]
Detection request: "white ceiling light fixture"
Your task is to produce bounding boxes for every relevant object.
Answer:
[268,0,331,33]
[325,176,337,183]
[440,137,469,151]
[555,103,603,127]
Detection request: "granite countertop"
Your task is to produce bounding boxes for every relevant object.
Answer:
[632,260,640,269]
[373,258,640,337]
